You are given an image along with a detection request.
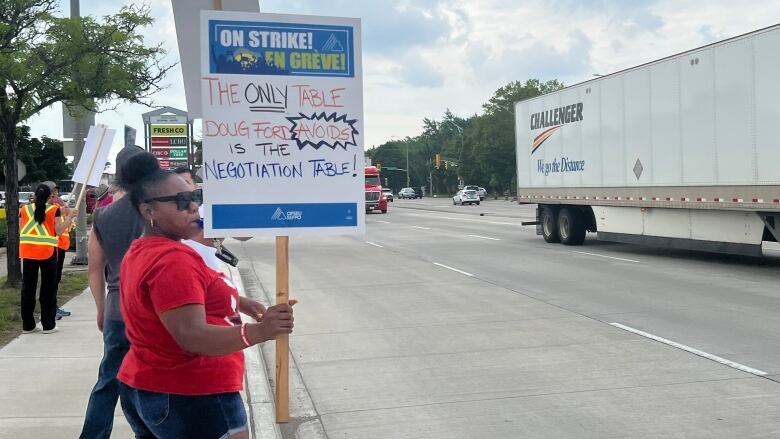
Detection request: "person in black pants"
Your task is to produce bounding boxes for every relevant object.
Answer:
[42,181,72,320]
[19,184,76,334]
[21,252,58,332]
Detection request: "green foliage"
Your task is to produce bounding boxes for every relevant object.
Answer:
[0,1,171,121]
[4,125,72,183]
[0,0,174,286]
[368,79,564,195]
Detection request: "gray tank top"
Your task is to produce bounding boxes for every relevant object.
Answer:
[92,196,144,321]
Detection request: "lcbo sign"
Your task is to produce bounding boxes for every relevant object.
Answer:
[200,11,364,237]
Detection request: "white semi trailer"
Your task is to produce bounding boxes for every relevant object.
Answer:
[515,24,780,256]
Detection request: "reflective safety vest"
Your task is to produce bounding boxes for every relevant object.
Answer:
[58,206,71,250]
[19,204,58,260]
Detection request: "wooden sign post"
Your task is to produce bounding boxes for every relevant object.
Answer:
[275,236,290,422]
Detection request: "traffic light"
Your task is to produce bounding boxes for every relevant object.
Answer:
[435,153,441,169]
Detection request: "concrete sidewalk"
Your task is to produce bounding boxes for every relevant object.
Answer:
[0,288,133,438]
[0,258,277,439]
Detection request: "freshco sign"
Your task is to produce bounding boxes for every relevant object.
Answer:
[150,124,187,136]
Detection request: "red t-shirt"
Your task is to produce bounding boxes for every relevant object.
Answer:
[117,236,244,395]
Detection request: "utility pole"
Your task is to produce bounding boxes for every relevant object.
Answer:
[447,120,464,188]
[70,0,88,264]
[406,143,409,187]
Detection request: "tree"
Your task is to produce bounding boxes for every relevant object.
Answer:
[468,79,565,193]
[482,79,564,117]
[7,126,72,184]
[0,0,173,287]
[366,79,564,197]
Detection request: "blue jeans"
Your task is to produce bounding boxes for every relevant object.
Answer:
[119,384,248,439]
[79,319,130,439]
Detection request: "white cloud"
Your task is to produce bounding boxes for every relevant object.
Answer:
[25,0,780,164]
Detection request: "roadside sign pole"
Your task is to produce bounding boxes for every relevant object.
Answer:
[275,235,290,423]
[72,120,88,264]
[68,0,89,264]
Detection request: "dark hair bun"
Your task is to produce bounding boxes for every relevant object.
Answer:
[120,152,161,187]
[34,183,50,197]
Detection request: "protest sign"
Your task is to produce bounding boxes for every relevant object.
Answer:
[124,125,137,149]
[71,125,115,210]
[200,11,364,238]
[71,125,115,187]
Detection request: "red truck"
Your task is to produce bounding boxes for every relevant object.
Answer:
[364,166,388,214]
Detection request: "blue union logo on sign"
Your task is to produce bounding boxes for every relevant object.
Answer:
[271,207,303,221]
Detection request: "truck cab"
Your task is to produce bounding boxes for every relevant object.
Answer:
[365,166,388,214]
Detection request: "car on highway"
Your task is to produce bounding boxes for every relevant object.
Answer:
[382,188,394,202]
[453,189,480,206]
[410,187,424,199]
[18,192,33,205]
[398,188,416,199]
[60,192,72,206]
[464,185,487,200]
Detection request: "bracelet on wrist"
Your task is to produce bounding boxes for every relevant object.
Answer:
[240,323,251,347]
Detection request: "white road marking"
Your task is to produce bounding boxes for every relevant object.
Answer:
[486,221,524,226]
[412,226,431,230]
[365,241,384,248]
[610,323,767,377]
[404,212,524,227]
[373,220,391,224]
[468,234,501,241]
[433,262,474,277]
[573,251,640,263]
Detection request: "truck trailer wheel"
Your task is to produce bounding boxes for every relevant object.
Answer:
[541,207,560,243]
[558,207,586,245]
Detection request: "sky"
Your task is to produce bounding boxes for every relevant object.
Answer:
[25,0,780,170]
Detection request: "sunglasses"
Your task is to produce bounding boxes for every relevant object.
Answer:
[144,189,203,211]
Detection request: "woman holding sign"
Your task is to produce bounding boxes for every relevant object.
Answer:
[117,153,295,439]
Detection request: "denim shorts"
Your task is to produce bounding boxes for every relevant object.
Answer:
[119,383,248,439]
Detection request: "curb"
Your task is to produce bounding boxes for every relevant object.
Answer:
[227,264,283,439]
[237,266,328,439]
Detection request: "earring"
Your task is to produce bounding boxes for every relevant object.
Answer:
[150,218,155,229]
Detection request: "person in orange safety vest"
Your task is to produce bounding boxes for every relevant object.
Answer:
[19,184,76,333]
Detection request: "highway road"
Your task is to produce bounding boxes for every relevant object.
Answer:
[236,198,780,438]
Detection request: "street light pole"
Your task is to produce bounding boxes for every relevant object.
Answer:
[446,120,464,187]
[406,143,409,187]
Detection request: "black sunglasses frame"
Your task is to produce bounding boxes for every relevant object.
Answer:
[144,189,203,211]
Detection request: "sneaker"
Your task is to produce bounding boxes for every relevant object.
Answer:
[22,326,40,334]
[56,307,71,317]
[42,327,59,334]
[55,313,63,321]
